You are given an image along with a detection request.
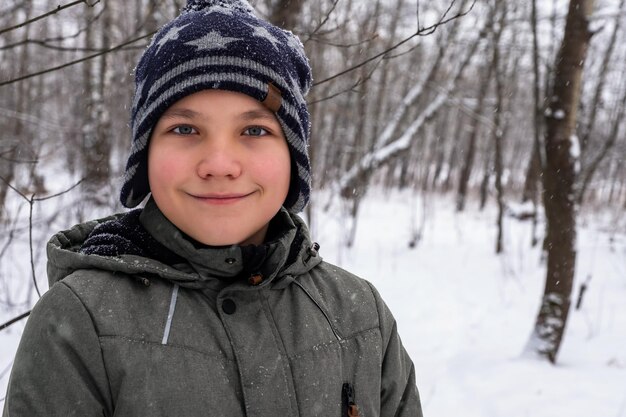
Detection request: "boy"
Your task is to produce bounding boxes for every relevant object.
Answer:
[3,0,422,416]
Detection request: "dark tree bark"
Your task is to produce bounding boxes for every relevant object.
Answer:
[576,0,626,203]
[455,5,494,212]
[578,0,624,153]
[81,4,112,208]
[521,0,544,212]
[524,0,595,364]
[0,0,32,220]
[267,0,305,30]
[479,151,491,210]
[490,0,506,254]
[456,61,492,212]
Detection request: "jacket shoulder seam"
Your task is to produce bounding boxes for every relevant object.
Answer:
[58,281,102,335]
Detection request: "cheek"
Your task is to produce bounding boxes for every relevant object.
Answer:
[148,145,185,191]
[253,146,291,192]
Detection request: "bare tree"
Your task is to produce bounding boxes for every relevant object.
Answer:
[455,25,492,212]
[524,0,596,364]
[577,0,626,203]
[490,0,506,254]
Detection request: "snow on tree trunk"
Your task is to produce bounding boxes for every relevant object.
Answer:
[523,0,595,364]
[81,4,112,208]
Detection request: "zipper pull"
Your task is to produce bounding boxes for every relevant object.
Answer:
[342,383,360,417]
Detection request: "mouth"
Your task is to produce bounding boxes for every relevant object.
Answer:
[189,191,255,205]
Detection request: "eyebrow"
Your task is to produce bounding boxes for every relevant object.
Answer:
[160,108,201,120]
[238,109,277,122]
[159,107,277,122]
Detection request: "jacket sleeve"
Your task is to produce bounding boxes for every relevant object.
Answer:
[3,281,112,417]
[367,282,423,417]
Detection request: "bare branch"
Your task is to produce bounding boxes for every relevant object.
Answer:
[0,0,100,37]
[34,178,84,202]
[0,311,31,332]
[302,0,341,45]
[312,0,476,87]
[28,195,41,298]
[0,173,83,299]
[0,39,147,53]
[338,93,448,196]
[307,56,384,105]
[307,33,378,49]
[0,5,106,51]
[0,175,29,202]
[0,32,155,88]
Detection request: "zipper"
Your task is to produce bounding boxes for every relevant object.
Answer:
[293,281,342,341]
[342,383,360,417]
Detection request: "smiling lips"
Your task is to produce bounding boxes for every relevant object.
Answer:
[190,192,255,205]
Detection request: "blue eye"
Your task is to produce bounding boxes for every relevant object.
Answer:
[172,125,196,135]
[244,126,268,136]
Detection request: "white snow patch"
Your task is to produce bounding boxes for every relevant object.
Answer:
[570,135,581,174]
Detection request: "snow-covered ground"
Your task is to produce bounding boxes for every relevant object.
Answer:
[1,189,625,416]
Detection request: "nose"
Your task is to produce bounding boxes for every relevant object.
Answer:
[196,138,242,179]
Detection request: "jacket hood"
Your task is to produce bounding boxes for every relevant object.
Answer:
[46,199,321,290]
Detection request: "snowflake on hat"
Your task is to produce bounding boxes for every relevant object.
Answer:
[183,0,254,14]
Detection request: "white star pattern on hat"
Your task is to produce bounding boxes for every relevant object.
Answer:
[185,30,240,51]
[246,24,282,50]
[155,22,192,54]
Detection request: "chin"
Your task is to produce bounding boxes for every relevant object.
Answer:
[190,228,257,247]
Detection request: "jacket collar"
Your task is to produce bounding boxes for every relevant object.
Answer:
[47,199,321,290]
[139,198,315,288]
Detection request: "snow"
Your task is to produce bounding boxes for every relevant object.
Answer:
[1,189,625,416]
[312,189,625,417]
[570,135,582,174]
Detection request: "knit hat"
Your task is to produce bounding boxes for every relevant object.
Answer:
[120,0,313,212]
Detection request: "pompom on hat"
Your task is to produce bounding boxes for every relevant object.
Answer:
[120,0,313,212]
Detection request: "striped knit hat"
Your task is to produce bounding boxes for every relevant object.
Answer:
[120,0,312,212]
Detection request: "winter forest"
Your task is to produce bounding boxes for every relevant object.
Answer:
[1,0,625,415]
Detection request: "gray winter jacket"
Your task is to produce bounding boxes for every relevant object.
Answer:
[3,199,422,417]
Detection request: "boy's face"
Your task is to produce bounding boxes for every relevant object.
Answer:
[148,89,291,246]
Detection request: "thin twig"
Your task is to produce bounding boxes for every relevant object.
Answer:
[0,176,85,298]
[28,195,41,298]
[0,228,15,260]
[312,0,476,87]
[0,0,99,36]
[303,0,341,45]
[0,175,28,201]
[0,32,155,88]
[0,6,106,51]
[1,39,147,53]
[307,33,378,49]
[308,56,384,105]
[0,311,31,331]
[35,178,85,202]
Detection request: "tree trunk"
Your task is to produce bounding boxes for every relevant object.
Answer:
[578,78,626,204]
[490,0,506,254]
[81,4,112,208]
[268,0,305,30]
[0,1,32,220]
[479,152,491,210]
[524,0,595,364]
[521,0,544,210]
[578,0,624,153]
[456,62,492,212]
